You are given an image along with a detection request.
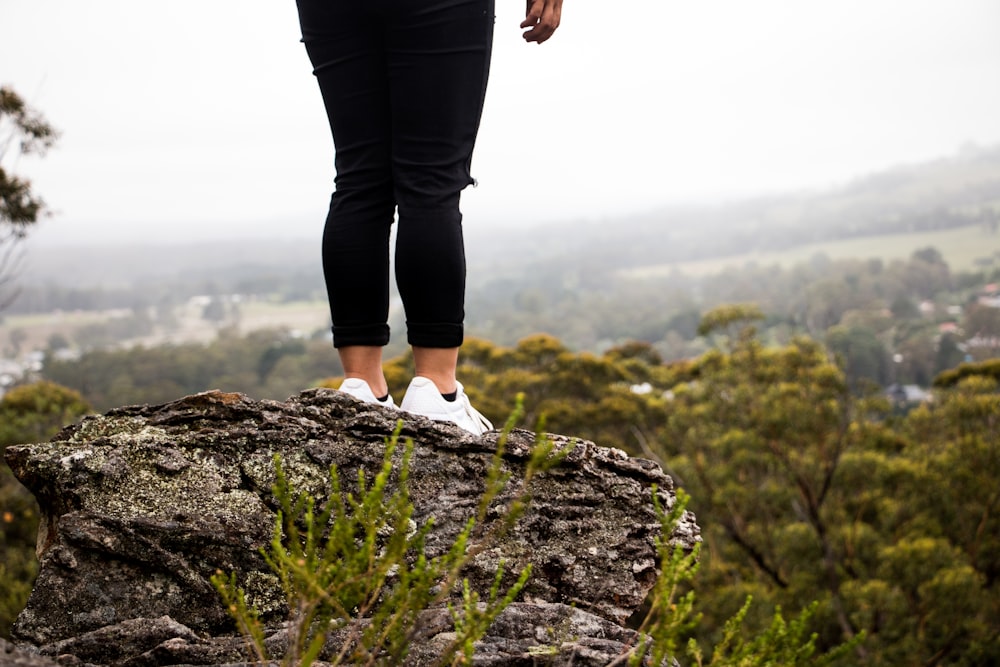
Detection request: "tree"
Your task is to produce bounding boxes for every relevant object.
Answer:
[659,324,867,654]
[0,380,91,449]
[657,316,1000,665]
[370,334,676,454]
[825,324,890,390]
[1,380,90,638]
[0,86,58,310]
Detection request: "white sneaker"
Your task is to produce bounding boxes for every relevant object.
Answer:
[400,376,493,435]
[338,378,396,408]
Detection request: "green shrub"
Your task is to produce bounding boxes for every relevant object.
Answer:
[214,400,565,666]
[216,404,851,666]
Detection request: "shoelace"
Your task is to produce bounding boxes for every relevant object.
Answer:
[460,394,493,431]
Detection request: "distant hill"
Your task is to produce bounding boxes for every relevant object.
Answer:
[19,238,321,289]
[16,145,1000,293]
[467,144,1000,279]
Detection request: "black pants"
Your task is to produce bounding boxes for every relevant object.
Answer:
[296,0,494,349]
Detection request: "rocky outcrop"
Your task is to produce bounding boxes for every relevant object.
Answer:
[5,389,699,666]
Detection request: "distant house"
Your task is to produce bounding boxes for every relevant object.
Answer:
[978,284,1000,308]
[0,359,24,398]
[629,382,653,395]
[977,294,1000,308]
[886,383,932,405]
[965,335,1000,351]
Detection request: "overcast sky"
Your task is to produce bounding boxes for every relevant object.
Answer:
[3,0,1000,247]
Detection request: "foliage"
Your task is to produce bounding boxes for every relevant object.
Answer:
[660,324,863,651]
[0,86,58,310]
[429,326,1000,664]
[627,488,702,666]
[12,235,998,400]
[447,563,531,664]
[43,328,343,412]
[213,402,566,666]
[468,243,998,402]
[368,334,680,456]
[696,303,765,340]
[933,357,1000,388]
[642,497,856,667]
[0,380,91,639]
[0,380,91,448]
[7,314,1000,662]
[687,600,856,667]
[215,408,847,667]
[657,318,1000,665]
[825,324,890,390]
[0,464,39,640]
[0,87,58,229]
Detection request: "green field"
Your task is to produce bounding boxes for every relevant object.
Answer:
[1,300,331,355]
[624,224,1000,279]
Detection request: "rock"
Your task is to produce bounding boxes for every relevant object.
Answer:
[0,637,60,667]
[5,389,699,665]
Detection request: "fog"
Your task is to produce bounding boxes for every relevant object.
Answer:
[3,0,1000,247]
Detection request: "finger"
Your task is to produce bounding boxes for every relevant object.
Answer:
[522,0,560,43]
[522,17,558,44]
[520,0,541,29]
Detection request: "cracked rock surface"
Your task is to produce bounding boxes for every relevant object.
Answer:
[5,389,699,665]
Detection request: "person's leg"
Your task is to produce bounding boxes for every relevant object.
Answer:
[385,0,495,433]
[297,0,396,396]
[412,346,460,395]
[340,346,390,399]
[388,0,495,394]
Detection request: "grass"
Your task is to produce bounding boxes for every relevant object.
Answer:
[624,224,1000,279]
[233,299,328,333]
[2,310,127,328]
[1,300,330,357]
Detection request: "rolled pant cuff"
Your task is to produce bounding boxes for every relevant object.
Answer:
[332,324,391,348]
[407,322,464,348]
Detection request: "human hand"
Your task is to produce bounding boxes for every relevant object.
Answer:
[521,0,562,44]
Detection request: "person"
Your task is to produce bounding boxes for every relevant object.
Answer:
[295,0,563,434]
